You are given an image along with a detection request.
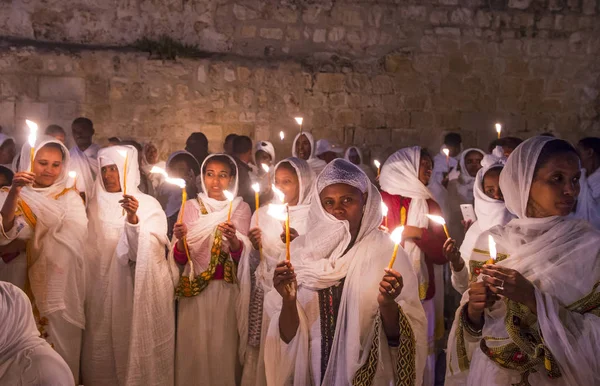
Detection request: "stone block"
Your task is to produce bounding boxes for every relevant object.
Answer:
[404,95,428,110]
[233,4,258,21]
[439,0,459,4]
[259,28,283,40]
[240,25,257,38]
[450,8,473,26]
[420,36,438,52]
[239,112,256,123]
[448,54,471,74]
[315,73,345,93]
[505,57,528,75]
[475,10,492,28]
[430,10,448,25]
[302,5,323,24]
[0,74,38,99]
[39,76,85,101]
[273,7,298,23]
[508,0,532,9]
[385,112,410,127]
[364,128,391,145]
[549,0,565,11]
[16,101,49,121]
[499,77,523,96]
[435,27,461,37]
[0,101,15,130]
[334,109,360,126]
[362,110,386,128]
[410,112,434,129]
[399,6,427,21]
[583,0,597,14]
[328,27,345,42]
[384,54,413,73]
[48,101,79,120]
[313,29,326,43]
[371,75,393,95]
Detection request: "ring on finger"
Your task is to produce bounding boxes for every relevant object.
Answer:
[393,282,400,289]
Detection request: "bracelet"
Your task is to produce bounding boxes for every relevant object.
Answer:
[461,305,483,337]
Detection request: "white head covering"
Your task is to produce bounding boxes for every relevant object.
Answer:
[140,142,166,173]
[380,146,432,299]
[18,135,71,197]
[263,159,427,386]
[344,146,363,164]
[254,140,276,164]
[344,146,377,183]
[158,150,200,217]
[292,132,327,176]
[455,148,486,203]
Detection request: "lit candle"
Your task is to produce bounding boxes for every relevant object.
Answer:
[26,120,38,173]
[252,183,263,260]
[279,131,285,141]
[271,185,290,261]
[387,226,405,269]
[374,160,381,177]
[381,202,389,229]
[117,149,128,196]
[495,123,502,139]
[261,163,270,181]
[443,147,450,168]
[486,235,497,265]
[426,214,450,238]
[224,190,234,222]
[295,117,303,134]
[68,171,77,189]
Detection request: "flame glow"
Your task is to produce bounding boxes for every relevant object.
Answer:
[252,183,260,193]
[68,171,77,179]
[149,166,185,188]
[26,120,38,148]
[381,202,388,217]
[279,131,285,140]
[294,117,303,126]
[488,235,497,261]
[267,204,287,221]
[150,166,168,178]
[426,214,447,226]
[390,226,404,244]
[495,123,502,133]
[442,148,450,157]
[223,190,234,202]
[261,163,270,173]
[272,184,285,203]
[374,160,381,169]
[117,149,127,158]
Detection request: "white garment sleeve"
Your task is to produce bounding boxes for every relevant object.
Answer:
[451,264,469,295]
[0,215,27,245]
[115,221,141,265]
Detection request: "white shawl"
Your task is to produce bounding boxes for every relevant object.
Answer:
[454,148,486,204]
[446,136,600,386]
[69,143,99,202]
[1,136,87,329]
[344,146,377,183]
[380,146,432,300]
[292,132,327,176]
[83,146,174,386]
[575,167,600,229]
[264,159,427,386]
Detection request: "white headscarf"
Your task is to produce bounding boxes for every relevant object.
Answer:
[380,146,432,300]
[447,136,600,385]
[263,159,427,385]
[84,145,173,386]
[292,132,327,176]
[158,150,200,217]
[69,142,99,202]
[455,148,486,203]
[459,147,513,261]
[140,142,166,176]
[344,146,376,183]
[575,166,600,229]
[254,140,276,164]
[11,136,87,328]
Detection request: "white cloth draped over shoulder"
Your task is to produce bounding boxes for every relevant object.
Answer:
[82,145,174,386]
[453,148,513,294]
[446,136,600,386]
[263,159,427,386]
[344,146,377,183]
[0,282,73,386]
[69,142,99,202]
[575,167,600,229]
[292,132,327,176]
[380,146,433,300]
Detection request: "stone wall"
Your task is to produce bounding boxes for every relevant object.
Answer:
[1,0,599,161]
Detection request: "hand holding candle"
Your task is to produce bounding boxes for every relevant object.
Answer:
[426,214,450,238]
[387,226,405,269]
[26,120,38,173]
[486,235,497,265]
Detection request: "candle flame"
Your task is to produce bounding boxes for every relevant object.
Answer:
[488,235,497,261]
[426,214,447,226]
[374,160,381,169]
[294,117,303,126]
[442,148,450,157]
[223,190,234,202]
[272,184,285,203]
[68,171,77,179]
[381,202,388,217]
[267,203,288,221]
[495,123,502,133]
[150,166,169,178]
[390,226,404,244]
[252,183,260,193]
[261,163,270,173]
[117,149,128,158]
[279,131,285,140]
[26,119,38,148]
[166,177,186,189]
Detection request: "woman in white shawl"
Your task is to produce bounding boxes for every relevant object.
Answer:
[575,137,600,229]
[345,146,377,183]
[446,136,600,386]
[242,157,314,386]
[445,147,513,295]
[446,149,485,247]
[292,132,327,176]
[0,136,87,382]
[172,153,252,386]
[0,133,17,169]
[263,159,427,386]
[141,142,166,192]
[81,145,174,386]
[0,282,73,385]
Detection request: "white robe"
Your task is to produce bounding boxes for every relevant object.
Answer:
[69,143,100,201]
[81,145,175,386]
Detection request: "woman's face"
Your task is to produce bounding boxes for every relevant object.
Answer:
[32,146,63,188]
[319,183,366,238]
[0,140,16,165]
[527,152,581,218]
[482,168,503,201]
[203,160,233,200]
[275,165,300,206]
[0,173,11,188]
[418,155,433,186]
[295,135,312,160]
[145,144,159,165]
[168,158,192,180]
[255,150,272,167]
[465,151,484,177]
[101,164,121,193]
[348,148,361,165]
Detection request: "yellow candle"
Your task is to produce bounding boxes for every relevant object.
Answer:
[29,148,35,172]
[387,226,404,269]
[285,205,291,261]
[495,123,502,139]
[26,120,38,173]
[374,160,381,177]
[426,214,450,238]
[443,148,450,167]
[224,190,234,222]
[486,235,497,265]
[178,188,187,223]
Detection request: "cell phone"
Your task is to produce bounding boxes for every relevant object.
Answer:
[460,204,477,223]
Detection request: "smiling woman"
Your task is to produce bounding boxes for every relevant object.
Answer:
[32,143,65,188]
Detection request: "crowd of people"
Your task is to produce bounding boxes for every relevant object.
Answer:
[0,116,599,386]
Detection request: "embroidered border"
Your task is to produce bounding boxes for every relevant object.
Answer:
[566,281,600,316]
[318,279,345,383]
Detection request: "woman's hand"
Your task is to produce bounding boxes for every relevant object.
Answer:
[378,268,404,307]
[482,265,537,314]
[443,238,465,271]
[219,221,241,251]
[11,172,35,193]
[279,227,299,244]
[119,195,139,224]
[273,260,297,303]
[248,227,262,250]
[173,223,188,240]
[466,281,499,329]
